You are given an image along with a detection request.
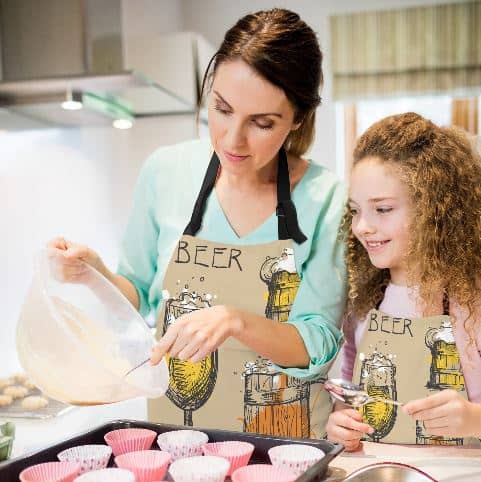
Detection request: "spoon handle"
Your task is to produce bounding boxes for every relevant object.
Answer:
[368,397,403,406]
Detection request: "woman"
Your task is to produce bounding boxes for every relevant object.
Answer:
[49,8,345,438]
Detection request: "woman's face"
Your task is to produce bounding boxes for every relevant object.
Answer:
[208,59,300,175]
[349,157,413,285]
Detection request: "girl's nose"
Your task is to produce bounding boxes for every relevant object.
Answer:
[355,216,375,236]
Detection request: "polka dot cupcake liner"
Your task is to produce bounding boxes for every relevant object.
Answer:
[268,443,325,475]
[57,444,112,473]
[156,429,208,460]
[168,455,230,482]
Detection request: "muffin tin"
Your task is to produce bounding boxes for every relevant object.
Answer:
[0,419,343,481]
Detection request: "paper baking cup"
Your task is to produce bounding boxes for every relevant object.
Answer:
[74,468,135,482]
[104,428,157,456]
[231,463,298,482]
[169,455,230,482]
[268,443,325,475]
[156,429,208,460]
[20,461,81,482]
[202,441,254,476]
[115,449,171,482]
[57,444,112,473]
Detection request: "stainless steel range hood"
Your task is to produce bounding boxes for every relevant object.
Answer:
[0,0,213,129]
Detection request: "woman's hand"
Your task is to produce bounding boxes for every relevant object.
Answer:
[402,389,481,438]
[326,408,373,452]
[47,237,110,282]
[151,305,242,365]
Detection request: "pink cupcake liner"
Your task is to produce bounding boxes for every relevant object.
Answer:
[268,443,325,475]
[20,461,81,482]
[74,468,135,482]
[202,441,254,476]
[231,463,298,482]
[156,429,208,460]
[115,449,171,482]
[57,444,112,473]
[104,428,157,456]
[168,455,230,482]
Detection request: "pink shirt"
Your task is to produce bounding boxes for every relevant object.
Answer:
[341,283,481,402]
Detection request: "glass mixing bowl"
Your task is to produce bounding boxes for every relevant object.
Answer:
[16,249,168,405]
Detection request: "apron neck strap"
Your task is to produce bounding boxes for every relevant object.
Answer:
[184,147,307,244]
[442,291,450,316]
[276,147,307,243]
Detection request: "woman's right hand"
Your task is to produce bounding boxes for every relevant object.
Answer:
[47,237,110,282]
[326,408,374,452]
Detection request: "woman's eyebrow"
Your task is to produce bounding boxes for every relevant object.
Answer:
[213,90,283,118]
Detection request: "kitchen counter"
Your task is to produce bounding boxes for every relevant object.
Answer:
[2,397,146,458]
[325,441,481,481]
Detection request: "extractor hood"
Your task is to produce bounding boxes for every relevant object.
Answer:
[0,0,214,129]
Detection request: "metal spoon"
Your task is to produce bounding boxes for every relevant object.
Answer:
[123,358,150,378]
[324,378,403,408]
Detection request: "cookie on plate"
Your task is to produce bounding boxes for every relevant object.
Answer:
[0,395,13,407]
[3,385,29,399]
[21,395,49,410]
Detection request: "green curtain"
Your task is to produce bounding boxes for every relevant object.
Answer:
[330,1,481,100]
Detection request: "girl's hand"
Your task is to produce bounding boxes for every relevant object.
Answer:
[326,408,374,451]
[151,305,242,365]
[402,389,481,438]
[47,237,109,282]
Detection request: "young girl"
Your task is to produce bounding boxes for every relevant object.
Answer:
[327,112,481,450]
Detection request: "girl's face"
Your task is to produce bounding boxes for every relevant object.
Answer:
[349,157,413,285]
[208,59,300,176]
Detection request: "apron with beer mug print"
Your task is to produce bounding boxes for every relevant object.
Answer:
[353,294,479,445]
[148,148,331,438]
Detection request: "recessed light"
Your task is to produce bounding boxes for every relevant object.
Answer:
[112,119,133,129]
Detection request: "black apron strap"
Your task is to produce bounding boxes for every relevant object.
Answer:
[184,147,307,244]
[276,147,307,244]
[183,151,220,236]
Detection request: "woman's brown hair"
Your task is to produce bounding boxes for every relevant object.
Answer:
[199,8,322,157]
[342,112,481,342]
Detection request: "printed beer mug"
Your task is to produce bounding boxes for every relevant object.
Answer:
[260,248,300,322]
[243,358,310,437]
[416,320,464,445]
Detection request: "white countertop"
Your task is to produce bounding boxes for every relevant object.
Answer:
[2,397,147,458]
[326,441,481,481]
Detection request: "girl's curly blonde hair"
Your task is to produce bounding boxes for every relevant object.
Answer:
[342,112,481,339]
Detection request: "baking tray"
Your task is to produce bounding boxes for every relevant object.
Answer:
[0,387,72,419]
[0,419,344,481]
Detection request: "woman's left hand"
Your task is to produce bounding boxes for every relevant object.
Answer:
[150,305,242,365]
[402,389,481,438]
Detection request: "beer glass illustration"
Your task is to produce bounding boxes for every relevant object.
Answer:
[260,248,300,322]
[243,358,310,437]
[416,320,464,445]
[163,287,218,426]
[359,352,398,442]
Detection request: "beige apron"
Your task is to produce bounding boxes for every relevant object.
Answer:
[148,148,331,438]
[353,295,478,445]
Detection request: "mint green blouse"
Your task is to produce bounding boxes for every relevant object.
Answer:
[118,138,347,380]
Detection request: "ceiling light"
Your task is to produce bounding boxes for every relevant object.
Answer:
[61,89,83,110]
[112,118,133,129]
